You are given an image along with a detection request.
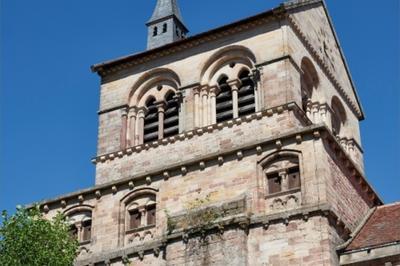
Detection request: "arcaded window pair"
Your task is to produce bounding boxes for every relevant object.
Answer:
[126,194,156,231]
[143,92,179,143]
[216,70,256,123]
[264,155,301,196]
[67,211,92,244]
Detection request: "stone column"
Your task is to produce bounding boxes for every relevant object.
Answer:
[209,87,217,124]
[194,88,200,128]
[120,108,128,150]
[319,104,327,124]
[312,102,320,123]
[139,207,146,227]
[76,224,82,243]
[201,87,209,126]
[156,101,166,140]
[231,84,239,119]
[279,170,289,191]
[136,108,146,145]
[306,99,313,120]
[128,107,137,147]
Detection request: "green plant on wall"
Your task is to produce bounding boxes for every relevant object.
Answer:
[0,205,79,266]
[166,194,221,235]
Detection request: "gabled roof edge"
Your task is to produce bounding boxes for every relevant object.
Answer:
[320,0,365,120]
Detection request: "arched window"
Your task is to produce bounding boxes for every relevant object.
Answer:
[300,58,319,113]
[66,210,92,244]
[162,23,167,33]
[126,194,156,231]
[143,97,158,143]
[164,92,179,138]
[216,76,233,123]
[331,97,347,136]
[262,154,301,196]
[153,26,158,36]
[238,70,256,117]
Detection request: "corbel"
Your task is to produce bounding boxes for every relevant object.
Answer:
[275,140,283,149]
[181,166,188,176]
[303,212,310,222]
[218,156,224,166]
[256,145,263,155]
[237,151,244,160]
[146,176,152,185]
[78,195,84,204]
[43,204,49,214]
[295,134,302,144]
[199,161,206,170]
[182,232,189,243]
[163,171,170,181]
[263,220,270,230]
[128,181,135,190]
[95,190,102,200]
[313,130,321,139]
[153,247,160,257]
[138,251,144,261]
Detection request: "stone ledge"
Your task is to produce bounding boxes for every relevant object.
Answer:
[339,242,400,265]
[74,202,353,266]
[92,102,310,164]
[27,122,382,214]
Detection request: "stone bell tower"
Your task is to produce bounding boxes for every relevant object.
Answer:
[35,0,394,265]
[146,0,189,50]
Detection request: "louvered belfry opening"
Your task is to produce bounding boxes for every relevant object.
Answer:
[164,93,179,138]
[143,97,159,143]
[238,70,256,117]
[216,76,233,123]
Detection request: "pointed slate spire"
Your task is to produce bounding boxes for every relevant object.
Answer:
[146,0,189,50]
[149,0,184,23]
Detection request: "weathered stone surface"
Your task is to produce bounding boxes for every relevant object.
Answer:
[36,1,392,266]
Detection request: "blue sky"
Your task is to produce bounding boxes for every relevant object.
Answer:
[0,0,399,214]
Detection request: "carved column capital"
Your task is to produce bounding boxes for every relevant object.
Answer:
[154,100,167,112]
[120,107,129,117]
[128,106,138,116]
[137,107,148,117]
[209,85,219,96]
[228,79,241,91]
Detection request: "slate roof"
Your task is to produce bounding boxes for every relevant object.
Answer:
[148,0,184,24]
[345,202,400,251]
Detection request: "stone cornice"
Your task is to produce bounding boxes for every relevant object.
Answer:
[91,8,281,77]
[92,102,310,164]
[28,114,382,214]
[339,242,400,265]
[91,2,334,76]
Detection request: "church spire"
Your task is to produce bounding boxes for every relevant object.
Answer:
[146,0,189,50]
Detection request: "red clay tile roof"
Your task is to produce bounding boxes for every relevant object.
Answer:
[346,202,400,251]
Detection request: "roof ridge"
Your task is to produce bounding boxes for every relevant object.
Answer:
[377,201,400,209]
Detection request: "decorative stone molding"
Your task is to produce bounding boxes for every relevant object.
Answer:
[29,120,381,214]
[92,102,310,164]
[73,203,354,266]
[286,15,363,119]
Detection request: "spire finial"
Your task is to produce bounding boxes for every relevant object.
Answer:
[146,0,188,50]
